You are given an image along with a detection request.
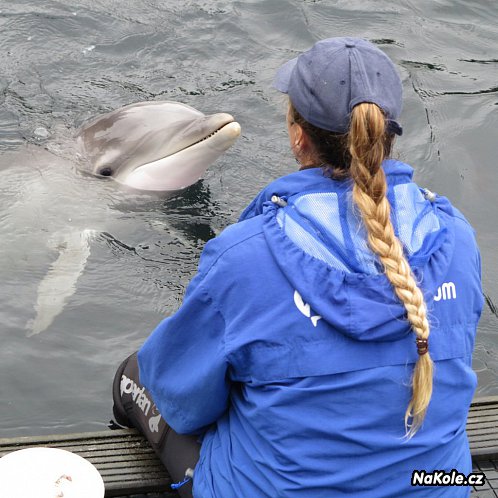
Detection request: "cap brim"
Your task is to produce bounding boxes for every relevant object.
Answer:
[272,57,298,93]
[387,119,403,136]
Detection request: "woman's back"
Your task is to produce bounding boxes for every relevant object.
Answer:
[140,162,482,497]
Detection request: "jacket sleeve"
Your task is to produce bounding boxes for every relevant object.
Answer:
[137,244,229,435]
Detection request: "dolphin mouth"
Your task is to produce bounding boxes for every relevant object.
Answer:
[193,123,230,145]
[181,117,240,152]
[140,116,240,163]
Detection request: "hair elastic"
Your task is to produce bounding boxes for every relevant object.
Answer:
[416,338,429,355]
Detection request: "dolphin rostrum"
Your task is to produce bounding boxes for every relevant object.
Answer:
[76,101,241,191]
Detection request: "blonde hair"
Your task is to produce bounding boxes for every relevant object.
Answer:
[348,103,433,437]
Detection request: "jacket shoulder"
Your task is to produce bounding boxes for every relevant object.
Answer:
[199,216,266,278]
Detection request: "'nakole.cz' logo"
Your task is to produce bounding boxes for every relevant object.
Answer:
[411,469,485,487]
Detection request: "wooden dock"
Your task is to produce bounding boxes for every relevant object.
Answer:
[0,396,497,497]
[468,396,498,497]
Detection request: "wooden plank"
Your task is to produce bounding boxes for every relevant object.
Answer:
[469,396,498,407]
[468,397,498,461]
[468,429,498,439]
[468,414,498,425]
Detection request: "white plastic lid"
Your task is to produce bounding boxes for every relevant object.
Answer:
[0,447,105,498]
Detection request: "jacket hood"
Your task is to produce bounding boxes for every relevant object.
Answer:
[240,161,455,342]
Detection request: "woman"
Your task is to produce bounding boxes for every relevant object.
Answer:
[113,37,483,497]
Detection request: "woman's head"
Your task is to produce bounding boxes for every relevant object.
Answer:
[288,101,395,179]
[279,37,400,176]
[274,38,433,437]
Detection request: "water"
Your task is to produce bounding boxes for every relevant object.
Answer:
[0,0,496,437]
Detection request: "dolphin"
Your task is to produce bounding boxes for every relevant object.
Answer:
[76,100,241,192]
[0,100,240,336]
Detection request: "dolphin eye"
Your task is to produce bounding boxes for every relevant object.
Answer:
[99,167,113,177]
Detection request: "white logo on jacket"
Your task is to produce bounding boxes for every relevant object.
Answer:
[434,282,457,302]
[294,290,322,327]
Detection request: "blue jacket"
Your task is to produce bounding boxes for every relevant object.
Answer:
[138,160,483,497]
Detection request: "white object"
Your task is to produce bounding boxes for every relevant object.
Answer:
[0,447,105,498]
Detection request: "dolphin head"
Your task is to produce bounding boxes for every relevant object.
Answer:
[76,101,241,191]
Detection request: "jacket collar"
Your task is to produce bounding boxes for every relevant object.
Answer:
[240,160,414,222]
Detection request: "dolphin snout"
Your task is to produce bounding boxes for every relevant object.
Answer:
[210,121,241,151]
[225,121,241,138]
[216,112,236,125]
[204,112,236,132]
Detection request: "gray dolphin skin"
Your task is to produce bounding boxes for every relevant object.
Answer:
[76,101,241,191]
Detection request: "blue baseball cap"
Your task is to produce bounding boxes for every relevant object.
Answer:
[273,37,403,135]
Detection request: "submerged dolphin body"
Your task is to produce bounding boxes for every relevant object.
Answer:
[26,229,96,337]
[76,101,241,191]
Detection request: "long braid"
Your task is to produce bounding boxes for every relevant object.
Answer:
[348,103,434,437]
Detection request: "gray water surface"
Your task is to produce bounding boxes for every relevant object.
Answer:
[0,0,497,436]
